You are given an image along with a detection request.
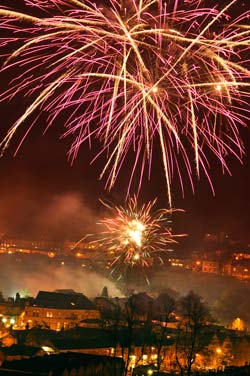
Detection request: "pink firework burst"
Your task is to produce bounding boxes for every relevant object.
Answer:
[0,0,249,204]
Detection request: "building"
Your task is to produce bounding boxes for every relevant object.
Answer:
[233,251,250,261]
[0,237,63,255]
[20,290,100,331]
[201,260,220,274]
[0,294,24,329]
[231,260,250,281]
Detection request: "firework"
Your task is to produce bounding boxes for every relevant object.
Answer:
[94,197,183,276]
[0,1,249,204]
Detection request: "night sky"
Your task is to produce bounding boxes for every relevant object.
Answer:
[0,0,249,248]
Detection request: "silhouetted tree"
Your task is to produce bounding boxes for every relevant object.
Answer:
[175,291,211,376]
[153,292,176,375]
[0,291,4,302]
[222,336,234,367]
[124,292,153,375]
[101,286,109,298]
[98,297,123,376]
[205,334,222,370]
[234,337,250,366]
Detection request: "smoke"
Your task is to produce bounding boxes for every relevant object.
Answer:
[34,192,99,239]
[0,191,99,240]
[0,255,122,299]
[148,269,250,327]
[1,254,249,327]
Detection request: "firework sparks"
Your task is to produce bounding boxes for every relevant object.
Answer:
[0,1,249,204]
[94,197,183,276]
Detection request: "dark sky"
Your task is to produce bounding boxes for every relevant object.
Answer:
[0,0,249,247]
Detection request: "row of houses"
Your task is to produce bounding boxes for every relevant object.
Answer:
[169,249,250,281]
[1,234,250,281]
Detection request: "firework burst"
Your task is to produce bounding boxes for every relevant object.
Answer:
[0,0,249,204]
[94,196,183,278]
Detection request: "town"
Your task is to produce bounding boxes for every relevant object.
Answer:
[0,287,250,375]
[0,232,250,375]
[0,0,249,374]
[1,231,250,282]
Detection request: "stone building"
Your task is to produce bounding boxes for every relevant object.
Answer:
[20,290,100,331]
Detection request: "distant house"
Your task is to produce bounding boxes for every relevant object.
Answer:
[20,290,100,330]
[231,260,250,281]
[201,260,219,274]
[0,299,23,329]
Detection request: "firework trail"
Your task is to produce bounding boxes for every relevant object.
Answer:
[0,1,249,204]
[93,196,183,281]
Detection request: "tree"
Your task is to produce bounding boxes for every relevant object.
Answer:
[175,291,211,376]
[101,286,109,298]
[0,291,5,303]
[153,292,176,375]
[123,292,153,375]
[205,334,222,370]
[234,337,250,366]
[222,336,234,367]
[98,293,154,375]
[97,297,123,376]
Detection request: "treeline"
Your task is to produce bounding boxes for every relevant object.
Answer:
[97,289,250,376]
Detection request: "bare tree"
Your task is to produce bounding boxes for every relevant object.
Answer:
[124,292,153,375]
[97,297,123,376]
[98,293,154,375]
[175,291,210,376]
[153,292,176,375]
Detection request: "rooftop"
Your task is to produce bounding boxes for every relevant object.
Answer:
[33,291,96,310]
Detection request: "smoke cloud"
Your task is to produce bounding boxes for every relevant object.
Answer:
[0,191,99,240]
[149,269,250,327]
[0,255,122,299]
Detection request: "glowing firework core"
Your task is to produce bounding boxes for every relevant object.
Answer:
[125,219,145,248]
[95,197,183,273]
